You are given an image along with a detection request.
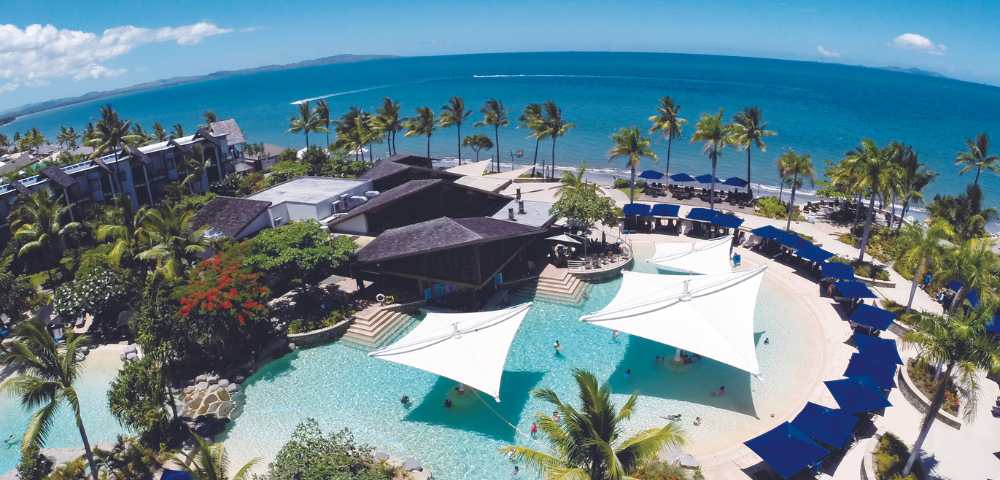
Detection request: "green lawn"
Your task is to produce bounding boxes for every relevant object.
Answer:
[617,187,644,202]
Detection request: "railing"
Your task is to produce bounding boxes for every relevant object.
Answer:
[567,229,634,274]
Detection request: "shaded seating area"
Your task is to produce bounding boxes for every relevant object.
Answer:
[646,236,733,275]
[825,375,892,414]
[650,204,681,233]
[685,208,718,238]
[829,281,878,314]
[744,422,829,479]
[791,402,859,449]
[844,352,897,389]
[848,303,897,333]
[622,203,652,232]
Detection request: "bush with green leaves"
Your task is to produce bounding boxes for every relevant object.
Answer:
[549,187,621,231]
[874,432,925,480]
[0,255,35,323]
[211,173,244,197]
[266,161,308,187]
[257,419,395,480]
[108,355,170,438]
[634,460,691,479]
[239,220,358,294]
[53,266,135,326]
[18,443,53,480]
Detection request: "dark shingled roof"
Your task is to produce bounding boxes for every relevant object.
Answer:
[356,216,544,264]
[208,119,246,145]
[358,158,412,181]
[127,146,153,166]
[195,128,223,148]
[188,196,271,238]
[11,181,30,194]
[329,179,442,224]
[39,165,75,188]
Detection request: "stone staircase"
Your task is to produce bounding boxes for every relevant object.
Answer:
[509,265,591,307]
[341,304,417,350]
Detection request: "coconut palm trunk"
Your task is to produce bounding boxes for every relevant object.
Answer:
[785,172,799,231]
[746,149,753,194]
[74,412,100,480]
[858,194,876,263]
[494,126,501,172]
[530,140,540,177]
[906,261,924,313]
[665,137,673,179]
[426,136,430,158]
[629,165,637,203]
[456,124,463,165]
[948,285,970,315]
[550,137,557,180]
[903,359,954,475]
[709,153,718,210]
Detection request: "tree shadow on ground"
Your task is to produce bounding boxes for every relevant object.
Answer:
[403,371,545,442]
[605,335,759,418]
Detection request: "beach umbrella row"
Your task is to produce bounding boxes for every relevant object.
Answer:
[668,172,748,187]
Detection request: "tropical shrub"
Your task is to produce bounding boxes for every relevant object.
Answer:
[239,220,358,294]
[830,256,890,281]
[18,444,53,480]
[211,173,243,197]
[874,433,926,480]
[634,460,691,479]
[108,355,170,438]
[266,161,308,187]
[906,359,960,414]
[549,187,621,230]
[613,178,629,189]
[0,255,35,323]
[258,419,395,480]
[53,267,135,327]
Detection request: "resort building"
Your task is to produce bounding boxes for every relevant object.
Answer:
[0,119,245,244]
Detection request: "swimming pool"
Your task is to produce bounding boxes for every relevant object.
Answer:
[0,353,126,474]
[221,246,821,479]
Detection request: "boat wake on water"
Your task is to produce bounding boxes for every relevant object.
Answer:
[290,77,459,105]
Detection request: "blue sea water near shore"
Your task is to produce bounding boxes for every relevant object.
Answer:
[3,52,999,227]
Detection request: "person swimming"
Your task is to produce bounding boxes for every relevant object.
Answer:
[444,399,452,408]
[713,386,725,396]
[554,340,563,354]
[400,395,410,405]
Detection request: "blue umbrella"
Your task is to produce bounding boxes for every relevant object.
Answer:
[988,315,1000,335]
[855,334,904,365]
[775,232,813,250]
[723,176,748,187]
[791,402,859,448]
[833,281,877,299]
[849,303,897,330]
[639,170,665,180]
[752,225,786,241]
[744,422,829,479]
[161,471,194,480]
[821,262,855,281]
[844,353,897,389]
[825,375,892,414]
[695,174,722,184]
[686,208,718,222]
[711,214,744,229]
[795,245,834,263]
[670,173,696,183]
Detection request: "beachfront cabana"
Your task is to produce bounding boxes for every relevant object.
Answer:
[824,375,892,414]
[791,402,859,448]
[369,303,533,402]
[821,262,855,281]
[855,334,903,365]
[546,234,581,245]
[743,422,829,479]
[622,203,652,216]
[639,170,665,180]
[849,304,897,331]
[579,266,767,376]
[711,213,744,230]
[646,236,733,275]
[686,208,717,222]
[650,204,680,217]
[844,353,897,390]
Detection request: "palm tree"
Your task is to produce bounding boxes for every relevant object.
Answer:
[933,238,1000,315]
[151,123,168,143]
[333,107,364,161]
[898,308,1000,475]
[200,110,218,131]
[608,126,659,203]
[167,436,258,480]
[10,189,79,285]
[0,319,101,480]
[690,109,733,210]
[438,97,473,165]
[897,223,952,313]
[170,124,184,140]
[0,133,10,154]
[501,369,686,480]
[926,184,999,242]
[314,100,331,147]
[729,107,776,195]
[373,97,404,155]
[137,204,211,284]
[518,103,545,177]
[178,145,211,194]
[57,126,80,149]
[539,101,576,180]
[648,97,687,181]
[97,194,148,268]
[895,148,938,231]
[285,102,327,148]
[955,133,1000,186]
[404,106,436,158]
[462,134,493,162]
[839,139,901,263]
[777,150,815,231]
[557,162,601,198]
[474,99,511,172]
[87,105,134,192]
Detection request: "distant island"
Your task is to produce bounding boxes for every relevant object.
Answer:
[878,66,947,78]
[0,54,401,126]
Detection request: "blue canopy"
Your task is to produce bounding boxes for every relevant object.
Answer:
[161,471,194,480]
[744,422,829,479]
[988,315,1000,335]
[695,174,722,184]
[822,262,855,281]
[948,280,980,307]
[711,213,744,229]
[844,353,897,389]
[670,173,696,182]
[723,176,748,187]
[686,208,718,222]
[639,170,665,180]
[855,334,903,365]
[752,225,786,241]
[622,203,651,216]
[849,303,897,330]
[795,245,835,263]
[791,402,859,448]
[834,281,877,299]
[825,375,892,414]
[776,232,813,250]
[650,204,680,217]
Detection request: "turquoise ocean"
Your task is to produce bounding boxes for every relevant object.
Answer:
[3,52,1000,226]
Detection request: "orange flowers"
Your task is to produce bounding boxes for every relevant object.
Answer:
[175,252,269,327]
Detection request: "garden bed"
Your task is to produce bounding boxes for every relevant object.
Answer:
[830,256,891,281]
[905,359,960,415]
[871,432,926,480]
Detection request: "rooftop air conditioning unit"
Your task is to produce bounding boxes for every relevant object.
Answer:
[274,216,283,226]
[364,190,380,198]
[350,196,368,204]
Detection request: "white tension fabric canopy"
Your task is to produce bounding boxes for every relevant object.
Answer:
[369,302,533,401]
[580,266,767,376]
[646,236,733,275]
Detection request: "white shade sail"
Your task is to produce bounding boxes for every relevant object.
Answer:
[580,266,766,376]
[369,302,533,401]
[646,236,733,275]
[491,165,535,179]
[446,158,493,176]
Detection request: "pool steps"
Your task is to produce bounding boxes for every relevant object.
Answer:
[508,266,592,307]
[341,306,416,350]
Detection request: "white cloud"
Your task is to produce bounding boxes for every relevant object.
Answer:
[890,33,947,55]
[817,46,840,58]
[0,22,232,95]
[240,26,262,33]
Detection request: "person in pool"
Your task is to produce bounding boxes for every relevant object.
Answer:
[530,423,538,436]
[400,395,409,405]
[624,369,631,379]
[713,386,725,396]
[444,399,452,408]
[552,411,561,421]
[554,340,562,354]
[694,417,702,426]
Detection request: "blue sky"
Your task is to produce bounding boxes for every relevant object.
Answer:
[1,0,997,111]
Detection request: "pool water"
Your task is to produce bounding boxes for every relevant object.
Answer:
[0,355,127,473]
[221,248,821,479]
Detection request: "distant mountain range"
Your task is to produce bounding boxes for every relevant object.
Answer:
[878,66,947,78]
[0,54,401,126]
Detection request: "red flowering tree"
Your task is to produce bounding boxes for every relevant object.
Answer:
[172,251,273,369]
